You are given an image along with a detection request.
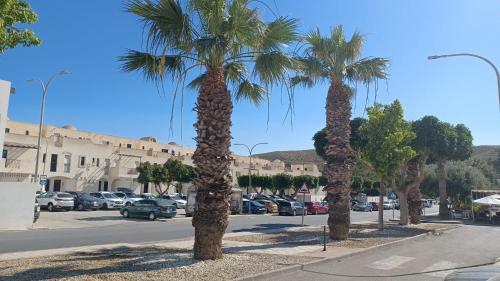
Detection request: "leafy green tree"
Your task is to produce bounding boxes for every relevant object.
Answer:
[121,0,299,260]
[271,173,293,195]
[318,175,328,187]
[292,175,318,195]
[361,100,416,230]
[0,0,41,54]
[174,163,197,194]
[137,161,153,188]
[237,175,250,190]
[294,25,389,240]
[253,175,273,194]
[137,159,195,196]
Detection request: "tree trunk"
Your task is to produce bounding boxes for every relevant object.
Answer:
[407,185,421,224]
[192,67,232,260]
[437,160,448,218]
[324,78,353,240]
[397,190,409,225]
[378,179,385,231]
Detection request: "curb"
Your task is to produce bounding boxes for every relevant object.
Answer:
[235,225,460,281]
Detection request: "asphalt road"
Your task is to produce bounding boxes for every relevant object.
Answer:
[0,207,434,254]
[271,224,500,281]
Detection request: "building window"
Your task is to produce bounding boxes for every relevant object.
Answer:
[4,128,9,133]
[171,150,175,156]
[25,130,29,135]
[79,156,86,167]
[50,154,58,172]
[2,150,7,159]
[126,144,132,148]
[304,168,308,171]
[42,153,46,163]
[92,158,95,165]
[161,149,168,153]
[96,158,100,167]
[106,141,110,145]
[142,146,145,150]
[63,154,71,173]
[119,144,122,147]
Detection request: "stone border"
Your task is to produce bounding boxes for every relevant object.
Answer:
[235,225,461,281]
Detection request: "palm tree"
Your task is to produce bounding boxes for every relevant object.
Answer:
[292,25,388,240]
[120,0,298,260]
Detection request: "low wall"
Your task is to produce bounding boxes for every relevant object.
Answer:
[0,182,37,230]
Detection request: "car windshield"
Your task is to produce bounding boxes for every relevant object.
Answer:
[56,193,73,198]
[102,193,118,199]
[251,201,264,207]
[128,194,141,198]
[114,193,125,198]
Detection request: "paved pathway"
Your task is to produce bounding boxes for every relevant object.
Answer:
[270,224,500,281]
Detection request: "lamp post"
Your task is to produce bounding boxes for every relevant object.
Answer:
[234,142,268,214]
[428,53,500,110]
[28,70,68,183]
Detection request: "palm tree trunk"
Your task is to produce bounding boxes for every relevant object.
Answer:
[407,185,421,224]
[378,179,385,231]
[192,67,232,260]
[437,160,448,218]
[324,79,353,240]
[397,190,409,225]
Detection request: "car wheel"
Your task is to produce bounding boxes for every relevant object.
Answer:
[47,203,54,212]
[123,210,129,218]
[103,203,108,210]
[125,202,131,206]
[148,212,156,221]
[77,204,84,211]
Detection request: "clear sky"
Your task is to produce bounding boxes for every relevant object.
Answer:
[2,0,499,156]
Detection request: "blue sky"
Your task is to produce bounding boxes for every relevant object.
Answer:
[2,0,499,156]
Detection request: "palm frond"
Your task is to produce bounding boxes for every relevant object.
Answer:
[305,28,332,65]
[235,80,266,105]
[253,51,293,85]
[189,0,226,35]
[119,50,184,82]
[296,56,328,80]
[290,75,314,88]
[226,0,262,49]
[187,73,205,89]
[344,31,364,63]
[224,61,247,83]
[345,57,389,84]
[258,16,299,52]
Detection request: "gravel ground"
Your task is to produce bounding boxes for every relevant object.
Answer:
[225,223,457,248]
[0,247,314,281]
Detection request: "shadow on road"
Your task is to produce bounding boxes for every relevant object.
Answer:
[232,223,304,233]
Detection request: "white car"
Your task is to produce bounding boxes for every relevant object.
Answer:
[160,194,187,209]
[113,192,142,206]
[36,192,74,212]
[90,192,125,210]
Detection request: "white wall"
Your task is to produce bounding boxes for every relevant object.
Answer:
[0,182,37,230]
[0,80,12,154]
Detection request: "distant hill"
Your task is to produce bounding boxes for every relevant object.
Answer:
[254,145,500,168]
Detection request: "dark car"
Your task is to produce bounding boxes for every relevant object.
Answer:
[304,202,328,215]
[278,200,306,216]
[242,199,267,214]
[352,203,373,212]
[120,199,176,220]
[370,202,379,211]
[68,192,103,211]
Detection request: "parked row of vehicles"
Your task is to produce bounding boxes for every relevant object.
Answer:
[241,194,329,216]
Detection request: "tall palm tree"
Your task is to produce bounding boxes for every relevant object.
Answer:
[119,0,298,260]
[292,25,388,240]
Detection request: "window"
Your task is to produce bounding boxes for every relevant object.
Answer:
[4,128,9,133]
[171,150,175,156]
[96,158,100,167]
[79,156,86,167]
[50,154,58,172]
[92,158,95,165]
[126,144,132,148]
[106,141,110,145]
[161,149,168,153]
[25,130,29,135]
[304,168,308,171]
[119,144,122,147]
[2,150,7,159]
[42,153,46,163]
[63,154,71,173]
[142,146,145,150]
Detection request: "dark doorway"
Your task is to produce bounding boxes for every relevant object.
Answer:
[98,181,102,191]
[45,179,50,192]
[144,182,149,193]
[103,181,108,191]
[53,180,61,192]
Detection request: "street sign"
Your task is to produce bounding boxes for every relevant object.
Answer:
[298,182,309,193]
[39,175,47,186]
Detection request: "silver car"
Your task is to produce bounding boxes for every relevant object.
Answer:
[90,192,124,210]
[36,192,74,212]
[160,194,187,209]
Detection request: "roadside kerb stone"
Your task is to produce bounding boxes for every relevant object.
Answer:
[235,224,461,281]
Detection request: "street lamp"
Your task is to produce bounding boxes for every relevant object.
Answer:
[27,70,69,183]
[234,142,268,214]
[428,53,500,110]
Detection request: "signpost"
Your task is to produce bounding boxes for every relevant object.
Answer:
[39,175,47,191]
[298,182,309,226]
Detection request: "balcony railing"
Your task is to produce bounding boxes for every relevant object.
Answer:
[5,159,20,169]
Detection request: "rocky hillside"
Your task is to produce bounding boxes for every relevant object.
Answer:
[254,145,500,167]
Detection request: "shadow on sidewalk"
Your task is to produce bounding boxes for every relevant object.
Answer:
[232,223,305,234]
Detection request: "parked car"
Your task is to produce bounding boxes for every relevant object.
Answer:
[278,200,306,216]
[120,199,176,220]
[383,201,394,210]
[351,200,360,208]
[242,199,267,214]
[352,203,373,212]
[90,192,125,210]
[304,201,328,215]
[113,192,142,206]
[36,192,74,212]
[33,199,40,222]
[422,199,432,208]
[370,202,379,211]
[68,192,103,211]
[140,193,159,200]
[254,199,278,213]
[160,194,187,209]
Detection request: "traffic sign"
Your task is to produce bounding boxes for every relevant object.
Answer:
[298,182,309,193]
[39,175,47,186]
